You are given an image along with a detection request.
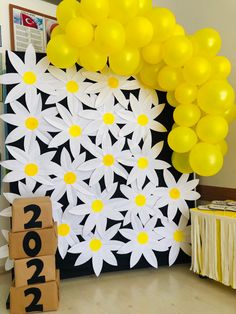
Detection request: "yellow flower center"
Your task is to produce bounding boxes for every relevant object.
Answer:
[66,80,79,93]
[173,230,185,243]
[58,223,70,237]
[24,163,38,176]
[108,77,119,89]
[137,232,149,245]
[23,71,37,85]
[169,188,181,200]
[91,200,104,213]
[25,117,39,130]
[89,238,102,252]
[103,112,115,125]
[137,114,149,126]
[69,125,82,138]
[64,171,77,185]
[135,194,146,207]
[103,154,115,167]
[137,157,149,169]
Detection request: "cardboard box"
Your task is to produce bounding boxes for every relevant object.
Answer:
[9,223,58,260]
[10,270,60,314]
[12,197,53,232]
[14,255,56,288]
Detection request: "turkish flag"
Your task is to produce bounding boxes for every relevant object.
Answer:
[21,13,38,29]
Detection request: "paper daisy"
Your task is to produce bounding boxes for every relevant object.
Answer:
[115,182,163,226]
[0,44,54,104]
[45,103,91,158]
[53,206,83,259]
[0,230,14,271]
[83,66,140,108]
[80,94,125,145]
[155,170,200,220]
[1,141,55,189]
[1,94,57,151]
[70,183,123,236]
[79,135,131,189]
[46,66,94,114]
[69,223,123,276]
[156,216,191,266]
[122,136,171,189]
[118,216,168,268]
[118,94,167,143]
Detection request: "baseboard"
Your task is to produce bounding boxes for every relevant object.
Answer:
[197,185,236,201]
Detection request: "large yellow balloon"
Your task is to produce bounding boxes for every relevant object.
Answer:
[168,127,198,153]
[139,63,163,89]
[158,66,183,91]
[198,80,235,114]
[211,56,231,79]
[47,35,79,68]
[175,82,198,105]
[183,57,212,85]
[174,104,201,127]
[196,115,229,143]
[109,0,138,24]
[80,43,107,72]
[163,36,193,68]
[172,152,193,173]
[141,42,162,65]
[173,24,185,36]
[126,17,153,48]
[66,17,94,48]
[109,46,140,76]
[137,0,152,15]
[189,142,223,176]
[224,104,236,123]
[167,91,179,108]
[194,28,222,57]
[95,19,126,55]
[215,140,228,156]
[146,8,176,42]
[56,0,78,29]
[51,25,64,38]
[80,0,109,25]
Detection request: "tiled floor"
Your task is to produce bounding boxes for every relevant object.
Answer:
[1,264,236,314]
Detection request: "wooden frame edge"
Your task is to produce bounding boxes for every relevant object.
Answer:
[197,185,236,201]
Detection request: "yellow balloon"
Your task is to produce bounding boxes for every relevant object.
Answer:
[175,82,198,105]
[168,127,198,153]
[137,0,152,14]
[215,140,228,156]
[141,42,162,65]
[109,0,138,24]
[167,91,179,108]
[174,104,201,127]
[183,57,212,85]
[198,80,235,114]
[95,19,126,55]
[146,8,176,42]
[139,63,162,89]
[189,142,223,176]
[158,66,183,91]
[163,36,193,68]
[51,25,64,38]
[66,17,94,48]
[80,43,107,72]
[196,115,229,143]
[211,56,231,79]
[47,35,79,68]
[224,104,236,123]
[194,28,222,57]
[56,0,78,29]
[109,46,140,76]
[126,17,153,48]
[172,152,193,174]
[80,0,109,25]
[173,24,185,36]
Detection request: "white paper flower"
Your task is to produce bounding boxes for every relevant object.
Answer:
[79,135,131,189]
[54,206,83,259]
[156,216,191,266]
[118,216,168,268]
[122,136,171,189]
[1,94,57,151]
[155,170,200,220]
[80,94,125,145]
[69,223,123,276]
[70,183,123,236]
[0,44,54,104]
[1,141,55,189]
[46,66,94,114]
[45,103,91,157]
[0,230,14,271]
[118,94,167,143]
[115,182,163,226]
[83,66,140,108]
[135,78,160,107]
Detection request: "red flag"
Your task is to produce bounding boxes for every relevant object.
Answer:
[21,13,38,29]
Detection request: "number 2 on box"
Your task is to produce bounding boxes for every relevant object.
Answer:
[24,287,43,312]
[27,258,46,285]
[24,204,42,229]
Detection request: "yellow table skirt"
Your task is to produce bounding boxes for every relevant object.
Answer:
[190,208,236,289]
